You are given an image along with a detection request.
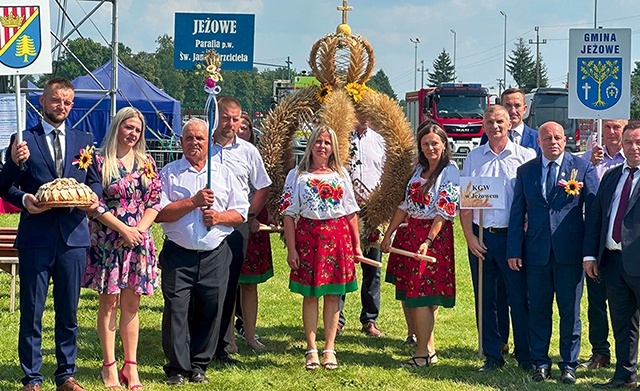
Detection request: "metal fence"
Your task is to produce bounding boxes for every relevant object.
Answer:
[147,139,183,170]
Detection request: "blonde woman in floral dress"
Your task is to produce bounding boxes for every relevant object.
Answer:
[381,122,460,368]
[280,125,363,371]
[82,107,162,390]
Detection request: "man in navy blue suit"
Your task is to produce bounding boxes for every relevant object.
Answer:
[0,78,100,391]
[507,121,598,384]
[480,88,540,155]
[584,122,640,389]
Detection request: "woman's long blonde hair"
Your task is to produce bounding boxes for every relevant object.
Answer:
[297,125,344,177]
[100,107,150,189]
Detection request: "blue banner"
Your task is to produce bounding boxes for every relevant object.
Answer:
[174,13,254,71]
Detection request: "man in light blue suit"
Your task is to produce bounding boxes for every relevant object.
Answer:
[507,121,598,385]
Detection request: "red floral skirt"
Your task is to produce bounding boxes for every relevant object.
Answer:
[386,217,455,308]
[239,207,274,284]
[289,216,358,297]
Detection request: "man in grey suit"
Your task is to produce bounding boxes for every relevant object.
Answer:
[584,121,640,389]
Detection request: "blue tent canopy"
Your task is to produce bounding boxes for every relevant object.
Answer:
[27,61,181,144]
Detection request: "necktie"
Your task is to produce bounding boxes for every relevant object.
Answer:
[612,167,637,243]
[508,130,514,142]
[53,128,63,177]
[545,161,557,201]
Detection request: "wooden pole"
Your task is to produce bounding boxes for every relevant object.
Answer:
[478,210,484,359]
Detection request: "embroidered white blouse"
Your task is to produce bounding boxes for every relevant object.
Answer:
[398,163,460,221]
[280,167,360,220]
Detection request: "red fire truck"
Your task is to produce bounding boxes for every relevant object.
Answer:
[405,83,490,154]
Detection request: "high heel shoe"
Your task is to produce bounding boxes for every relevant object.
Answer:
[119,360,143,390]
[101,360,123,389]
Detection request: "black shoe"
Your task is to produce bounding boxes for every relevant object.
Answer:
[532,367,551,382]
[561,368,577,385]
[214,353,241,366]
[478,361,504,373]
[189,373,209,383]
[593,378,638,389]
[581,353,611,369]
[165,374,185,386]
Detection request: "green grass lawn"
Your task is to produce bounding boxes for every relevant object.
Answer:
[0,213,618,390]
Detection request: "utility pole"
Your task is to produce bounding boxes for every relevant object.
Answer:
[286,56,292,81]
[529,26,547,89]
[418,60,428,89]
[410,38,420,90]
[496,78,504,97]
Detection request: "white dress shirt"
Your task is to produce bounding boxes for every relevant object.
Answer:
[349,127,386,202]
[41,120,66,164]
[211,136,272,197]
[462,140,535,227]
[510,122,524,146]
[159,157,249,251]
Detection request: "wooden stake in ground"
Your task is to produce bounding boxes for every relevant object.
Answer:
[477,210,484,359]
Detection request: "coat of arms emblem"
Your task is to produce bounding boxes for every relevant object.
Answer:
[0,6,41,69]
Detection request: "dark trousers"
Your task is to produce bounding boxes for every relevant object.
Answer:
[216,224,249,355]
[601,249,640,383]
[338,247,382,327]
[527,251,584,371]
[18,245,86,387]
[160,240,231,376]
[585,271,611,357]
[468,226,530,366]
[468,230,510,346]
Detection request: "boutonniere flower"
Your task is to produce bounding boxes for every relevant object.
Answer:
[558,168,583,196]
[142,160,156,179]
[72,145,95,170]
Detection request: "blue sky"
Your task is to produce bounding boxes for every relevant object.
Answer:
[52,0,640,97]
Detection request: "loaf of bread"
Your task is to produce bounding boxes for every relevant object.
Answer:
[35,178,94,204]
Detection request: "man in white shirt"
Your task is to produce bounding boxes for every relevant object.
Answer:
[461,105,536,373]
[338,116,386,337]
[209,97,272,363]
[156,119,248,385]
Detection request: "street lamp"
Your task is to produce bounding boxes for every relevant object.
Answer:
[500,11,507,96]
[450,29,457,81]
[410,37,420,90]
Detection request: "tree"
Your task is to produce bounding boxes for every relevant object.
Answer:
[368,69,397,100]
[427,49,455,86]
[506,38,549,92]
[630,61,640,119]
[533,54,549,89]
[39,37,113,83]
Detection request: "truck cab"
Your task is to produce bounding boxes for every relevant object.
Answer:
[405,83,489,154]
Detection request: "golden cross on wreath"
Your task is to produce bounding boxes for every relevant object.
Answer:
[337,0,353,24]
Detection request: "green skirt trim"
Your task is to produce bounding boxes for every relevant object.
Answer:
[238,269,274,285]
[384,272,396,285]
[395,288,455,308]
[289,280,358,298]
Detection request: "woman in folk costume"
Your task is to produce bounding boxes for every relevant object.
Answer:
[381,122,460,368]
[280,125,363,371]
